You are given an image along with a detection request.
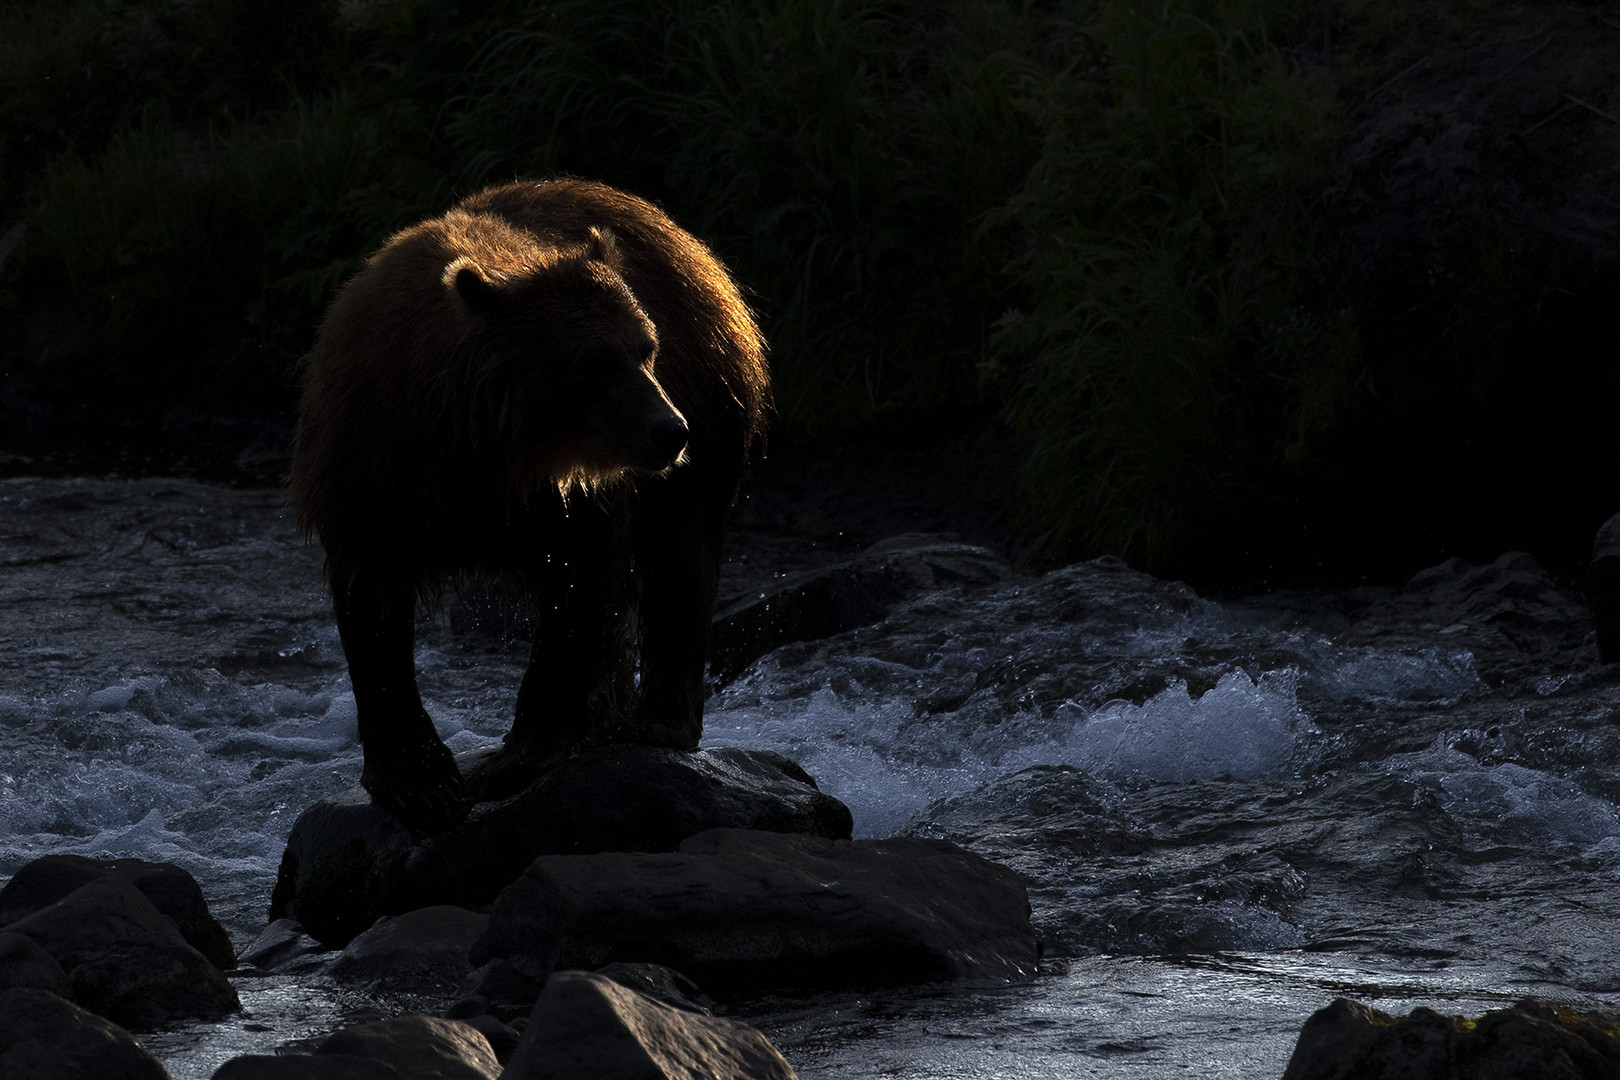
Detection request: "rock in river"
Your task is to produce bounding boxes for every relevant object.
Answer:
[271,746,852,948]
[0,987,172,1080]
[503,969,798,1080]
[471,827,1037,992]
[0,862,239,1029]
[1283,997,1620,1079]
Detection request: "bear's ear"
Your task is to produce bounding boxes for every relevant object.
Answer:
[451,263,503,314]
[586,226,622,269]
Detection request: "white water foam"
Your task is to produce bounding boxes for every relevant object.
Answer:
[1015,670,1316,784]
[1399,736,1620,852]
[707,666,1318,837]
[1307,647,1483,705]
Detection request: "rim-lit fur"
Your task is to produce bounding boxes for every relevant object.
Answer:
[289,178,770,589]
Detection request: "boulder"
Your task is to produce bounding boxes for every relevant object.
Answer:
[4,876,240,1028]
[317,1016,501,1080]
[239,918,328,974]
[0,931,70,996]
[450,959,547,1022]
[1396,551,1590,649]
[1589,512,1620,662]
[593,961,715,1014]
[214,1017,501,1080]
[331,906,488,993]
[1283,997,1620,1079]
[0,853,236,970]
[501,970,798,1080]
[271,746,852,948]
[0,987,171,1079]
[213,1056,404,1079]
[709,534,1009,680]
[472,828,1037,992]
[451,1013,523,1064]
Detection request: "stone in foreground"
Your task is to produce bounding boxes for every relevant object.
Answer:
[0,987,171,1080]
[1283,997,1620,1079]
[0,931,70,996]
[318,1016,501,1080]
[214,1016,500,1080]
[0,853,236,971]
[501,970,798,1080]
[330,905,488,994]
[3,876,239,1028]
[271,746,853,947]
[472,828,1036,991]
[709,533,1010,680]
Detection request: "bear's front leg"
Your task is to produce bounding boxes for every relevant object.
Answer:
[630,467,733,750]
[465,498,637,802]
[332,570,468,828]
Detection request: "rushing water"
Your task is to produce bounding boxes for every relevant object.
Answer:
[3,475,1618,1077]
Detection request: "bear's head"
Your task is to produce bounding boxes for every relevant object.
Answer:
[446,226,689,496]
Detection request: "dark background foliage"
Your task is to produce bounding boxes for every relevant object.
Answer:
[2,0,1615,586]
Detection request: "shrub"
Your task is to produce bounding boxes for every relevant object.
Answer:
[988,0,1341,571]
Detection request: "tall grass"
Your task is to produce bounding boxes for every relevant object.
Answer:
[989,0,1340,569]
[31,93,417,405]
[5,0,1347,570]
[447,0,1044,433]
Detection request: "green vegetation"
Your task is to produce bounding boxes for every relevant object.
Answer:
[2,0,1351,572]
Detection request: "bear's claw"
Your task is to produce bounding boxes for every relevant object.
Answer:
[362,743,470,831]
[464,740,568,805]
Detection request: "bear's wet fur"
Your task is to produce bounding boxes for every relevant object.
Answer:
[289,178,769,828]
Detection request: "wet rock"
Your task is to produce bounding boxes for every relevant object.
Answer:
[272,746,852,948]
[318,1016,501,1080]
[451,959,546,1022]
[239,918,328,974]
[452,1013,523,1064]
[1588,512,1620,663]
[1394,552,1589,647]
[215,1017,501,1080]
[213,1055,405,1079]
[1283,997,1620,1080]
[472,828,1037,991]
[594,961,715,1014]
[331,906,488,993]
[3,875,239,1028]
[0,987,172,1079]
[502,969,798,1080]
[0,931,70,995]
[709,533,1009,680]
[0,853,236,971]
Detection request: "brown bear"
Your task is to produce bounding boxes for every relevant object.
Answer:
[289,178,769,828]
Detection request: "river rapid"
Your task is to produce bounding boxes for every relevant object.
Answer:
[2,475,1618,1077]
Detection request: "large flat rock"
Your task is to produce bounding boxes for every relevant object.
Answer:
[3,876,239,1029]
[0,988,172,1080]
[471,827,1037,991]
[1283,997,1620,1080]
[502,970,798,1080]
[271,747,853,947]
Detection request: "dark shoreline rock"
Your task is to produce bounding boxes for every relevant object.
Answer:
[0,987,172,1080]
[331,905,489,994]
[471,827,1038,993]
[709,533,1009,681]
[0,853,237,971]
[502,970,798,1080]
[271,746,853,948]
[1283,997,1620,1080]
[1,869,239,1029]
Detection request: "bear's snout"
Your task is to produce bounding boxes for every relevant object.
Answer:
[649,415,690,468]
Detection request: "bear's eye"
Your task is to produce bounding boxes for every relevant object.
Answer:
[639,340,657,363]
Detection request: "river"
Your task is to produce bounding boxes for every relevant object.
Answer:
[2,475,1616,1077]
